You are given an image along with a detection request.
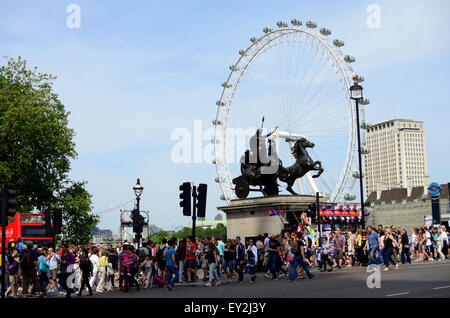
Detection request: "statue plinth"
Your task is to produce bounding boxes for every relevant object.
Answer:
[217,195,326,240]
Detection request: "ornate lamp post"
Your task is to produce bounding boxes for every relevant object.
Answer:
[133,178,144,247]
[350,76,365,228]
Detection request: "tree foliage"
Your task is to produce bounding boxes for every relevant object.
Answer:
[148,223,227,244]
[0,56,76,211]
[57,181,99,246]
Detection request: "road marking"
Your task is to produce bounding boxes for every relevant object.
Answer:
[386,292,410,297]
[432,286,450,290]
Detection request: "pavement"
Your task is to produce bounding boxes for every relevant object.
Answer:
[47,258,450,298]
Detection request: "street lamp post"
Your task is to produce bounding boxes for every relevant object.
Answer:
[133,178,144,248]
[350,76,366,229]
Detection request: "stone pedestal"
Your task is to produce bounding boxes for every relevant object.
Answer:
[217,195,325,240]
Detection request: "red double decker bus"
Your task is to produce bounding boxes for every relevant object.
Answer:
[0,212,54,253]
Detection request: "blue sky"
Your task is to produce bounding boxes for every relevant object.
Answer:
[1,0,449,233]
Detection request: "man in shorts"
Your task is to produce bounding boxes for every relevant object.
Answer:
[333,230,346,269]
[46,247,60,292]
[185,236,198,283]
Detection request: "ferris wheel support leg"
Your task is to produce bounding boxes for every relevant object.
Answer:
[306,172,320,194]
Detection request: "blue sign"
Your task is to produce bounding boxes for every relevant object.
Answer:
[428,182,441,196]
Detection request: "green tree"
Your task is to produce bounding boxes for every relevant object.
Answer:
[148,230,170,244]
[213,223,227,239]
[57,181,99,246]
[0,56,76,211]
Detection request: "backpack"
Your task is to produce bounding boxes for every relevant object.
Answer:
[20,250,34,269]
[88,259,94,273]
[291,241,300,256]
[138,247,148,261]
[39,258,49,273]
[155,246,166,264]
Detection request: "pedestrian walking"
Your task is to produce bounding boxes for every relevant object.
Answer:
[383,228,400,271]
[77,248,93,296]
[166,239,178,290]
[20,242,43,298]
[246,239,258,283]
[205,242,219,287]
[289,232,314,281]
[234,236,245,282]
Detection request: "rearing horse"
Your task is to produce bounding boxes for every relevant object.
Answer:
[277,138,324,195]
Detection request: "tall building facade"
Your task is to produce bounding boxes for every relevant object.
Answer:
[364,119,428,197]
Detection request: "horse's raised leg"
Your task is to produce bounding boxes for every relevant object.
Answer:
[286,181,298,195]
[312,161,324,178]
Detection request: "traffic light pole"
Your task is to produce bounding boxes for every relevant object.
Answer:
[136,196,141,248]
[1,188,7,299]
[316,192,321,239]
[192,185,197,240]
[355,99,366,229]
[52,211,56,251]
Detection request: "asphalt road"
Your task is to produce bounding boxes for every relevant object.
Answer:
[80,260,450,298]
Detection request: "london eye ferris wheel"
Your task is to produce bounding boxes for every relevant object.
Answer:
[212,19,370,205]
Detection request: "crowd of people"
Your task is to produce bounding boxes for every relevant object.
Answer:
[1,224,449,298]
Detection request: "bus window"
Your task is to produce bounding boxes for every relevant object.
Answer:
[21,214,45,224]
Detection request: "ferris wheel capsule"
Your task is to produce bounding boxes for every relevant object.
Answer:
[229,65,240,71]
[216,100,225,106]
[333,39,344,47]
[344,193,356,201]
[320,28,331,35]
[359,98,370,105]
[306,21,317,28]
[360,121,370,129]
[250,37,258,43]
[221,82,232,88]
[354,75,364,82]
[277,21,288,28]
[263,27,273,33]
[212,119,223,125]
[344,55,355,63]
[291,19,302,26]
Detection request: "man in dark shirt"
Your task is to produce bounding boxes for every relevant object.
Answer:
[267,234,281,280]
[20,242,42,298]
[234,236,245,282]
[399,228,411,264]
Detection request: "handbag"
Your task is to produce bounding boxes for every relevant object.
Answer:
[287,256,294,263]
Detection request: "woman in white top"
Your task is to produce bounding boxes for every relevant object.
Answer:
[89,247,100,289]
[437,230,446,261]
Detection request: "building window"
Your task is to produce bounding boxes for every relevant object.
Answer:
[381,201,385,206]
[391,200,396,205]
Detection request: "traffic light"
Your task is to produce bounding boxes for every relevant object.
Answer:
[307,203,316,218]
[196,183,207,218]
[44,209,52,236]
[52,208,63,234]
[135,215,144,234]
[1,188,17,219]
[179,182,191,216]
